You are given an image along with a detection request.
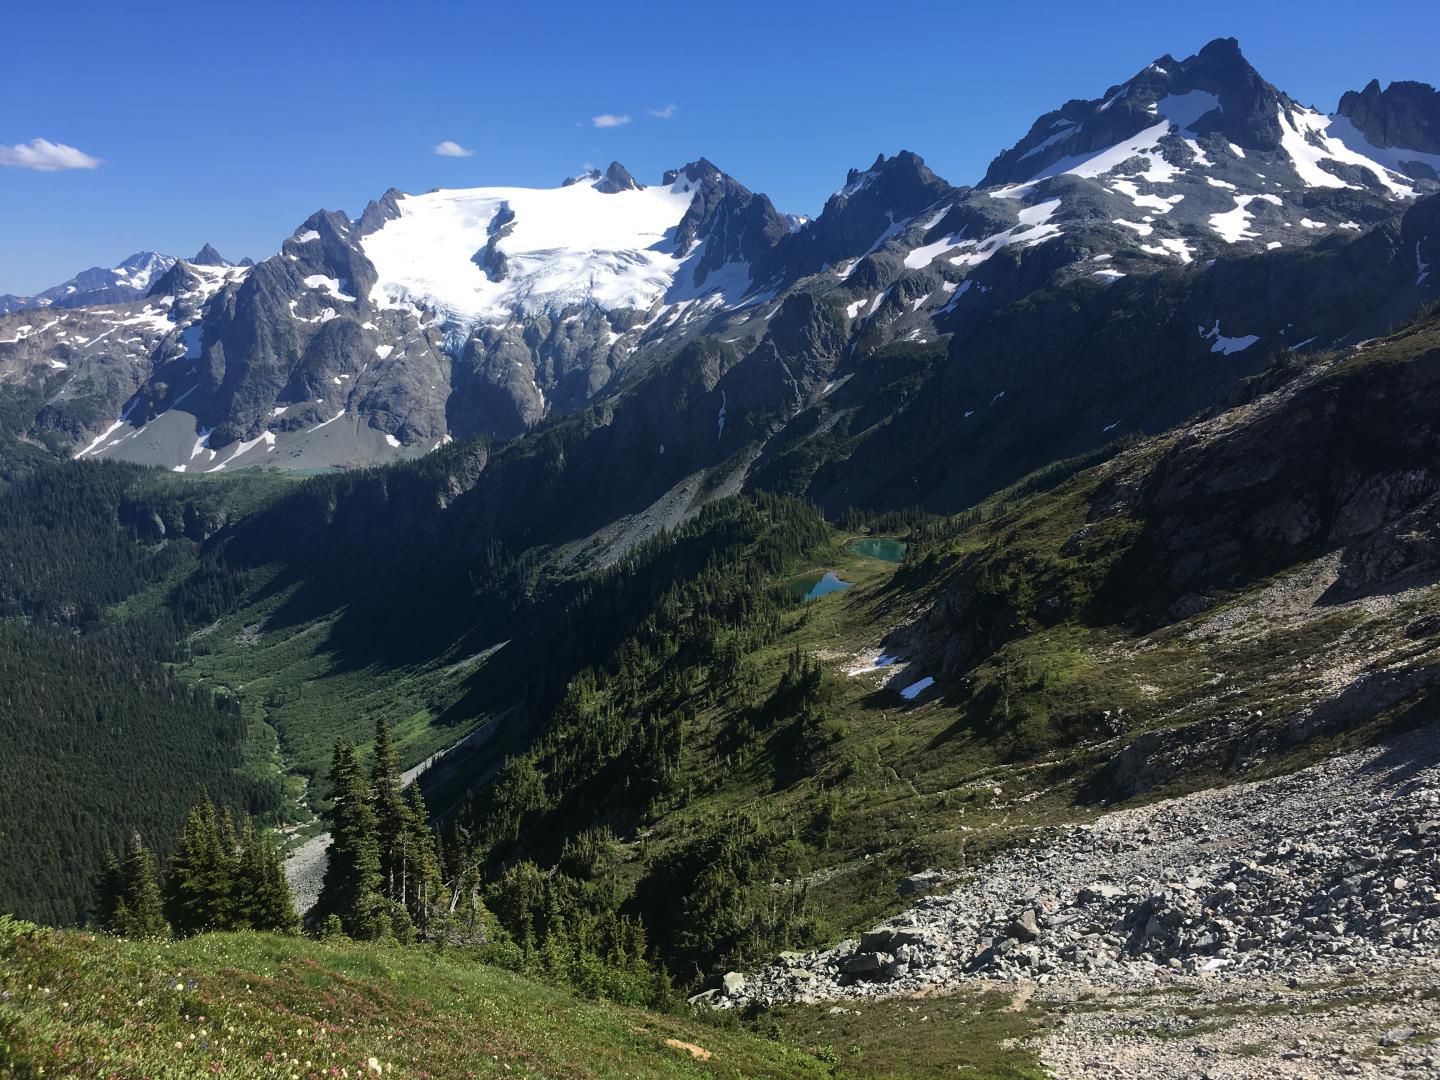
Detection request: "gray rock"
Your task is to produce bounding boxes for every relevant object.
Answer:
[839,952,890,978]
[1006,908,1041,942]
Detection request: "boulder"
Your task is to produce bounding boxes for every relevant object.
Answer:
[899,870,949,895]
[1005,908,1041,942]
[839,951,890,978]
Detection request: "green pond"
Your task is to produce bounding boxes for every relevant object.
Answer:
[847,537,907,563]
[790,571,853,601]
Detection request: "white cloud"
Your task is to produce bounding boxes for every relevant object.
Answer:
[591,113,632,129]
[649,104,679,119]
[434,140,475,158]
[0,138,102,171]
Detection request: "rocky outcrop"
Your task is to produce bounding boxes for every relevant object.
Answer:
[1338,79,1440,161]
[593,161,643,194]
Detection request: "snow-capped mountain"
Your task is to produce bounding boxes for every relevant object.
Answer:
[1,38,1437,483]
[0,252,179,316]
[0,247,247,317]
[967,37,1437,260]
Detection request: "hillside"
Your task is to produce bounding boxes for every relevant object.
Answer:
[0,920,834,1079]
[0,463,299,924]
[433,310,1440,993]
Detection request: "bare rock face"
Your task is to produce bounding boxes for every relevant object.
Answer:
[1334,489,1440,597]
[1338,79,1440,161]
[593,161,643,194]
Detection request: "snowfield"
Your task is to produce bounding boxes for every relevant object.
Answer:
[360,176,698,325]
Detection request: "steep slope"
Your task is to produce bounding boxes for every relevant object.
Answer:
[773,188,1440,513]
[433,311,1440,991]
[0,462,293,924]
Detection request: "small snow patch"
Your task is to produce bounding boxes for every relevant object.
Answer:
[1200,319,1260,355]
[900,676,935,701]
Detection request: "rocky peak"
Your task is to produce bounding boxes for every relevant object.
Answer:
[767,150,955,281]
[562,168,601,187]
[145,260,202,299]
[357,187,407,236]
[1338,79,1440,157]
[191,243,231,266]
[669,159,788,289]
[664,158,725,190]
[981,37,1287,187]
[274,208,377,304]
[593,161,643,194]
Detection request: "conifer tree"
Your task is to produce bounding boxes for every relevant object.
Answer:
[369,716,408,904]
[113,832,168,938]
[232,817,297,933]
[95,849,123,931]
[403,783,447,930]
[164,797,232,935]
[315,740,386,939]
[218,807,239,863]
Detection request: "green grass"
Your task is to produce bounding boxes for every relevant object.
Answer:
[759,991,1049,1079]
[0,922,831,1079]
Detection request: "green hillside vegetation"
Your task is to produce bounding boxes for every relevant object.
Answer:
[0,462,300,924]
[0,623,265,926]
[451,317,1440,989]
[0,919,833,1079]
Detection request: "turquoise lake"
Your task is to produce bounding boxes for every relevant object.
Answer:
[847,537,907,563]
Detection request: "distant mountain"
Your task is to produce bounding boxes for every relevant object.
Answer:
[0,251,177,316]
[0,245,241,316]
[0,38,1437,488]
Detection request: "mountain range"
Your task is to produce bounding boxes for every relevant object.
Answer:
[1,38,1436,496]
[0,245,245,317]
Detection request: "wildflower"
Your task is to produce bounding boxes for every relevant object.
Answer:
[367,1058,382,1074]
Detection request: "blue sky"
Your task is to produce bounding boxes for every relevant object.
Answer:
[2,0,1437,293]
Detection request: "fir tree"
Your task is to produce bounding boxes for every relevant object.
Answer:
[315,740,386,939]
[403,783,447,931]
[113,832,167,938]
[94,849,123,931]
[369,716,408,906]
[232,817,297,933]
[164,797,232,935]
[217,807,239,864]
